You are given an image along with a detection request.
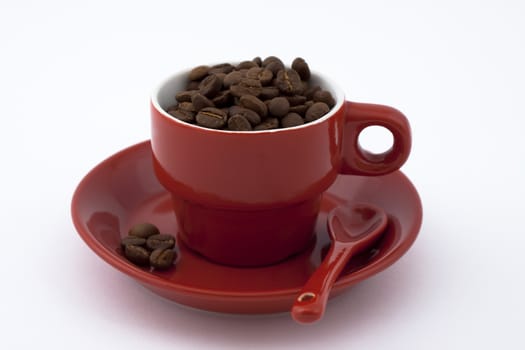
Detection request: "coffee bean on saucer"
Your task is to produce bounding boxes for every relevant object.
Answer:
[120,236,146,248]
[196,107,228,129]
[305,102,330,122]
[129,223,160,239]
[124,245,150,266]
[150,248,176,270]
[146,234,176,250]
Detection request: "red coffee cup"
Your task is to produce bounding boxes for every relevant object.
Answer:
[151,68,411,267]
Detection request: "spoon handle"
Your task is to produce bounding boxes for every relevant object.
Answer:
[291,244,353,324]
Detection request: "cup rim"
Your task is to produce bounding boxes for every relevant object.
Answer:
[151,64,345,134]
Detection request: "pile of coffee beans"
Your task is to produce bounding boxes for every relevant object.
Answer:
[166,56,336,131]
[120,223,177,270]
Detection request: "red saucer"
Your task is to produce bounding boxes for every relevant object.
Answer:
[71,141,422,314]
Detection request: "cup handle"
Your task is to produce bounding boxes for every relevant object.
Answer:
[341,101,412,176]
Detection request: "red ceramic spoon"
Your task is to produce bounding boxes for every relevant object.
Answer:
[291,203,388,324]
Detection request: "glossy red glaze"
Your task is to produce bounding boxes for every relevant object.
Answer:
[150,70,412,266]
[291,203,388,324]
[71,141,422,315]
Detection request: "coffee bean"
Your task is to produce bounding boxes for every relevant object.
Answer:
[228,106,261,125]
[252,56,262,66]
[150,248,176,270]
[230,78,262,97]
[196,107,227,129]
[262,56,285,75]
[313,90,336,108]
[228,105,244,117]
[215,72,227,85]
[305,102,330,122]
[188,65,209,81]
[167,107,195,123]
[259,86,280,99]
[175,90,197,103]
[246,67,273,85]
[291,57,311,80]
[265,60,285,75]
[268,97,290,118]
[120,236,146,248]
[223,71,243,87]
[146,234,176,250]
[191,93,214,110]
[262,56,282,66]
[124,245,150,266]
[238,68,249,77]
[254,118,279,130]
[211,90,232,107]
[288,103,309,116]
[209,63,235,75]
[239,95,268,117]
[178,101,196,112]
[129,223,160,238]
[281,112,305,128]
[199,74,222,97]
[304,85,321,100]
[186,80,201,90]
[275,69,304,95]
[228,115,253,131]
[236,60,258,70]
[285,95,307,106]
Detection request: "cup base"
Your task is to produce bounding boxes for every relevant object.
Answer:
[171,196,321,267]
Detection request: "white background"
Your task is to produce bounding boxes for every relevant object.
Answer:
[1,0,524,349]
